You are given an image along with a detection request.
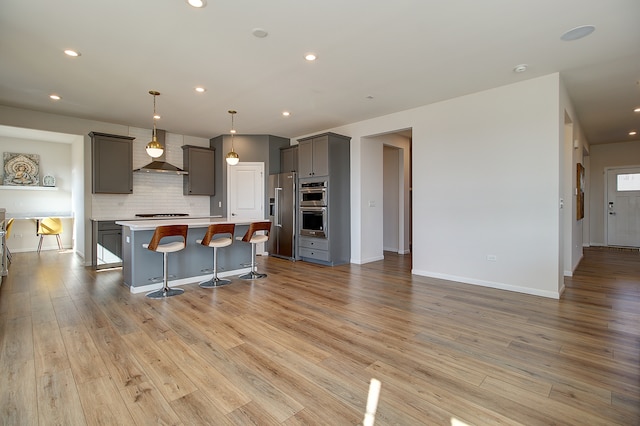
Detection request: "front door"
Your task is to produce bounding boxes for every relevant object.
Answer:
[606,167,640,247]
[227,162,264,221]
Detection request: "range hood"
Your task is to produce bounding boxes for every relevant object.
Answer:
[134,129,188,175]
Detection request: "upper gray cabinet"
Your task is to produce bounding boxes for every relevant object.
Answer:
[90,132,134,194]
[183,145,215,195]
[298,135,328,177]
[280,145,298,173]
[297,133,350,178]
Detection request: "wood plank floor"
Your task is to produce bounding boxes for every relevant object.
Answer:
[1,247,638,425]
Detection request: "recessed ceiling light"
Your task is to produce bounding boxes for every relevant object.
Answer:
[629,131,638,136]
[64,49,80,57]
[513,64,528,73]
[49,94,61,100]
[186,0,206,7]
[365,95,374,100]
[195,87,206,93]
[304,53,317,61]
[560,25,595,41]
[634,107,640,113]
[252,28,268,38]
[153,114,161,120]
[282,111,290,117]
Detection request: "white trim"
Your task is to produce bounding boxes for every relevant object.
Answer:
[351,255,385,265]
[412,269,561,299]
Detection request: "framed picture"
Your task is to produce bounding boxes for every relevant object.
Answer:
[3,152,40,186]
[577,163,585,220]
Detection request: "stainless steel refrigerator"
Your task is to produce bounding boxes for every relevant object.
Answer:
[268,172,297,260]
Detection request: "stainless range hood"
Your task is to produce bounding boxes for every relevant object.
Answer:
[134,129,188,175]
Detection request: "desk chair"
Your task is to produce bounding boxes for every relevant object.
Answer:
[144,225,188,299]
[237,221,271,280]
[5,218,14,263]
[197,223,235,288]
[37,217,63,253]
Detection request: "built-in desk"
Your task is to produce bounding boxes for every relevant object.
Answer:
[116,217,264,294]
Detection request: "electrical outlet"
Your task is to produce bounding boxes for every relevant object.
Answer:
[487,255,497,261]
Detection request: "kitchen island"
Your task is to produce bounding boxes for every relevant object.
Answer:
[116,217,262,294]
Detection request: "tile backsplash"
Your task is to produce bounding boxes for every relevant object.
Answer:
[91,127,212,219]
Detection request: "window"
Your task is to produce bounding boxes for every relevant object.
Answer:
[617,173,640,191]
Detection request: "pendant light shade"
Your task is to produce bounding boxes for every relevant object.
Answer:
[226,110,240,166]
[146,91,164,158]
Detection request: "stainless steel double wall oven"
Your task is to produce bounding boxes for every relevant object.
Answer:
[299,180,328,238]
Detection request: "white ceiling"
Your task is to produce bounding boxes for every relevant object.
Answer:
[1,0,638,144]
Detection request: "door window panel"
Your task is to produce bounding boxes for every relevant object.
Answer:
[617,173,640,191]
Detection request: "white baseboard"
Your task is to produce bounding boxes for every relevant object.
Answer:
[411,269,561,299]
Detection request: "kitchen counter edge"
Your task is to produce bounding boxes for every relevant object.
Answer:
[115,217,266,230]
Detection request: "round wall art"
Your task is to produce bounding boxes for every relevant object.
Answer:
[3,152,40,186]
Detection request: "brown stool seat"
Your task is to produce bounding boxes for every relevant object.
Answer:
[237,221,271,280]
[144,225,188,299]
[196,223,235,287]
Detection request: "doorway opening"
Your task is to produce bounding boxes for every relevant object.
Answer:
[381,130,412,260]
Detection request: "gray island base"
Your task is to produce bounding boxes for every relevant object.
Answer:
[116,217,263,294]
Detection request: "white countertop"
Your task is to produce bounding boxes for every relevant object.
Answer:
[116,217,266,231]
[92,215,221,222]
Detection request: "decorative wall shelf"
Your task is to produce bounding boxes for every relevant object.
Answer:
[0,185,58,191]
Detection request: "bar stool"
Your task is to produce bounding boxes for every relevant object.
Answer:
[237,221,271,280]
[196,223,235,288]
[37,217,63,253]
[144,224,188,299]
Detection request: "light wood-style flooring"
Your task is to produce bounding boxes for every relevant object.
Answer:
[1,247,638,425]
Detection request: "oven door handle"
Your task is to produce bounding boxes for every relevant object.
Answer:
[300,206,326,212]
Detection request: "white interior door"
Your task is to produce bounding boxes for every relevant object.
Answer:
[227,162,264,221]
[606,167,640,247]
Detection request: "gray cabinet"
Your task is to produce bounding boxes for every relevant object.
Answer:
[280,146,298,173]
[297,132,351,266]
[183,145,215,195]
[91,220,123,269]
[90,132,134,194]
[298,135,329,177]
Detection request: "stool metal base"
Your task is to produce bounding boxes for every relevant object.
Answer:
[239,271,267,280]
[146,287,185,299]
[199,278,232,288]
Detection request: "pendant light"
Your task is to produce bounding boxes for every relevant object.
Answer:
[225,110,240,166]
[145,90,164,158]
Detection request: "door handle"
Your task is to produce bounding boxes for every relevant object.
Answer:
[609,212,616,215]
[275,187,282,227]
[231,213,236,216]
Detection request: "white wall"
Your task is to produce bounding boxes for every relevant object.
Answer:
[589,139,640,245]
[295,74,569,298]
